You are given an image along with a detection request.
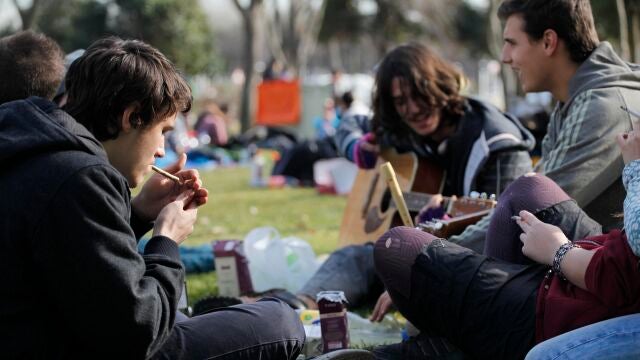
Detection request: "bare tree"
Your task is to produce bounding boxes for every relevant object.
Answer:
[487,0,502,60]
[488,0,518,109]
[263,0,328,76]
[11,0,44,30]
[296,1,328,76]
[363,0,443,59]
[369,0,414,57]
[617,0,631,60]
[626,0,640,62]
[232,0,264,133]
[413,0,458,49]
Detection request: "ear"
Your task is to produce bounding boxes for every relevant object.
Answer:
[541,29,559,56]
[120,103,140,133]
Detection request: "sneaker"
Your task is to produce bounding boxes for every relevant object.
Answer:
[371,333,464,359]
[310,349,375,359]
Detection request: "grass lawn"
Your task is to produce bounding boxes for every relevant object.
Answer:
[183,165,347,305]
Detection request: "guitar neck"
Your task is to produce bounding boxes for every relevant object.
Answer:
[401,192,452,212]
[400,191,495,215]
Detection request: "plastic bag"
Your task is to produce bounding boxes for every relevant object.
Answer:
[282,236,320,292]
[243,227,288,291]
[347,312,403,347]
[243,227,319,293]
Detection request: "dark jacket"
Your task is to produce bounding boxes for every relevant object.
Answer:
[0,97,183,358]
[335,97,535,196]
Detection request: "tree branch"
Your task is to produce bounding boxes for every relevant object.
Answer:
[231,0,248,15]
[616,0,631,60]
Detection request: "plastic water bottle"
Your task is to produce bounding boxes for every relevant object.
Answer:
[250,152,266,187]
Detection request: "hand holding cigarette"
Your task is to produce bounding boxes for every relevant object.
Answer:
[621,105,640,132]
[616,107,640,165]
[151,165,182,184]
[132,154,209,222]
[515,210,570,266]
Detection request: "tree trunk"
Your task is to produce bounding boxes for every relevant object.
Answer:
[264,3,288,68]
[617,0,631,60]
[13,0,43,30]
[287,1,298,72]
[328,39,343,71]
[233,0,263,133]
[632,9,640,62]
[297,0,328,77]
[487,0,517,110]
[240,16,255,133]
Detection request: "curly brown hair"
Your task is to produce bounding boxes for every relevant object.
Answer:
[372,43,466,138]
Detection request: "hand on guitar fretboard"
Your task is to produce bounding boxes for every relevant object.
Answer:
[411,192,496,238]
[417,209,493,238]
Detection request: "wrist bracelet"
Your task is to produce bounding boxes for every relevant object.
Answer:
[552,242,580,280]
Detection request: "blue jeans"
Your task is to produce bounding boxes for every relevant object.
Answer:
[526,314,640,360]
[298,243,385,306]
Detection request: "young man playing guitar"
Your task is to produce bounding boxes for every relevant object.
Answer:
[294,42,535,316]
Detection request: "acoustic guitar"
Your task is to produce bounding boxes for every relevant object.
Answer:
[338,149,496,245]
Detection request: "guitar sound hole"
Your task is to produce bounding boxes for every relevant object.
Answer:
[380,190,391,212]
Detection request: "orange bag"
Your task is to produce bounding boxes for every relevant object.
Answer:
[256,79,301,125]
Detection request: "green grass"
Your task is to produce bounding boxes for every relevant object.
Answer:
[184,165,347,305]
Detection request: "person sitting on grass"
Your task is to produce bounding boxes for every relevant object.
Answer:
[294,0,640,326]
[293,41,534,319]
[372,132,640,358]
[0,36,305,359]
[522,119,640,360]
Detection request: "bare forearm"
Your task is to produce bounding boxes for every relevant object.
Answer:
[558,247,596,290]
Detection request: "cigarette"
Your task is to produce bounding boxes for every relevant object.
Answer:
[511,215,522,221]
[151,165,181,184]
[621,106,640,131]
[621,105,640,119]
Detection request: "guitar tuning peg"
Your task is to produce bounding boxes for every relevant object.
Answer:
[480,192,488,199]
[470,191,480,199]
[490,194,496,201]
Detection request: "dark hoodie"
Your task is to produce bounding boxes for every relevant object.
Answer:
[0,97,183,358]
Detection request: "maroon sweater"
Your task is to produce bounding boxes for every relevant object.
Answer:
[535,230,640,343]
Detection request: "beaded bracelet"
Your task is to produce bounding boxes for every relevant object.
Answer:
[552,242,580,280]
